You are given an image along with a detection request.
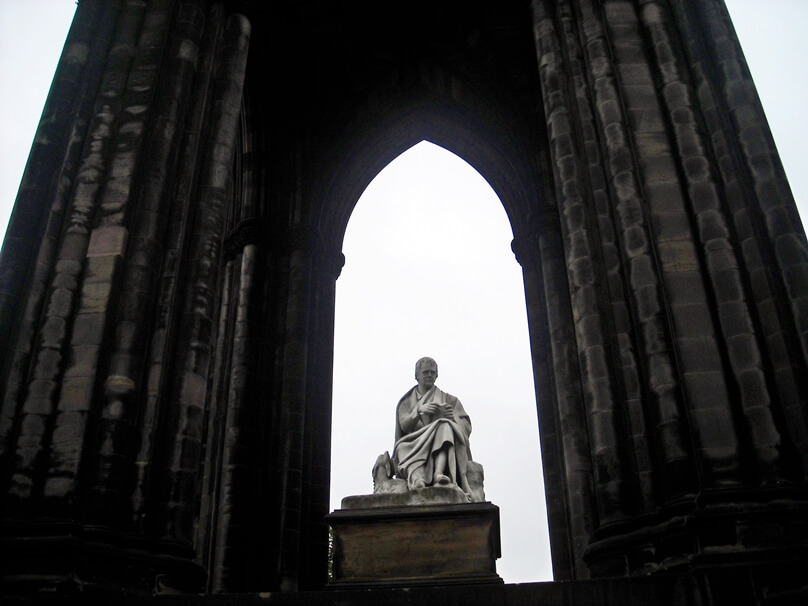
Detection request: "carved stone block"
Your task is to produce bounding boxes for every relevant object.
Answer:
[326,500,502,588]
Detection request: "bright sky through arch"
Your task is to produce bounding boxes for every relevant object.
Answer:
[330,141,552,583]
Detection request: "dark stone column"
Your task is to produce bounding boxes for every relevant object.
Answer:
[300,243,344,590]
[531,0,638,576]
[514,219,595,581]
[3,0,143,512]
[639,0,789,486]
[267,226,343,592]
[530,0,808,596]
[0,0,114,371]
[0,1,251,596]
[556,0,657,517]
[154,5,250,552]
[199,242,260,592]
[671,0,808,478]
[274,227,317,592]
[132,1,229,538]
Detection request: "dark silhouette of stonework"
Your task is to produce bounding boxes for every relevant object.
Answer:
[1,1,807,604]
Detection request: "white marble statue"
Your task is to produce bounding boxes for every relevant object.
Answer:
[372,357,485,503]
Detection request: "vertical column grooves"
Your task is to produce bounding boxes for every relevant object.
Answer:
[559,0,656,515]
[577,0,707,495]
[156,12,250,545]
[131,3,226,532]
[670,0,808,475]
[0,0,104,354]
[514,227,578,580]
[78,0,207,525]
[6,0,149,507]
[211,245,258,591]
[43,0,177,512]
[694,1,808,366]
[532,0,603,576]
[532,0,632,528]
[276,230,317,591]
[638,0,787,484]
[198,255,238,591]
[542,229,596,577]
[0,0,117,492]
[298,249,341,590]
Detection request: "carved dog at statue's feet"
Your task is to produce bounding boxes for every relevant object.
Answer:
[372,451,408,494]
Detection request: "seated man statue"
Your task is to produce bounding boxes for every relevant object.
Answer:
[373,357,485,503]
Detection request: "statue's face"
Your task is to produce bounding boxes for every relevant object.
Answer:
[416,361,437,392]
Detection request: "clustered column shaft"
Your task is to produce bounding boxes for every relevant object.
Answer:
[528,0,808,579]
[0,0,251,592]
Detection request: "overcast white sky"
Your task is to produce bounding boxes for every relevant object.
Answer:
[1,0,806,585]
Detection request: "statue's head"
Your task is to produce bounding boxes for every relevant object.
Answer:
[414,357,438,391]
[414,357,438,378]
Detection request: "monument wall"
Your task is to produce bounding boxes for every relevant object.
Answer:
[1,0,806,603]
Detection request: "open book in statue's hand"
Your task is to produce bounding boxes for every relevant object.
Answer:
[418,401,454,422]
[427,403,454,421]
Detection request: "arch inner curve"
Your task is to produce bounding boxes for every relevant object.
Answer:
[330,140,553,582]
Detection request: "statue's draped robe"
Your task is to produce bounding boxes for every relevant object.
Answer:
[392,386,473,494]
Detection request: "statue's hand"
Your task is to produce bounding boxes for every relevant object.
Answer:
[419,402,441,416]
[442,404,454,419]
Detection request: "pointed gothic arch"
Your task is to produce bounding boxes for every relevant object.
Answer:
[329,139,553,582]
[252,37,587,574]
[213,49,576,587]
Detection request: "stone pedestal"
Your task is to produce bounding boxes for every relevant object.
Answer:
[326,495,502,588]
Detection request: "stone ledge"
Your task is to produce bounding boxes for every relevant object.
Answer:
[0,578,680,605]
[340,485,470,509]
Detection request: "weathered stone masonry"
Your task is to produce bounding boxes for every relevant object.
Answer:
[1,1,807,603]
